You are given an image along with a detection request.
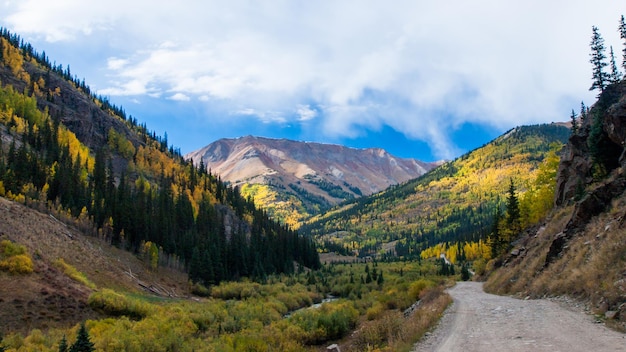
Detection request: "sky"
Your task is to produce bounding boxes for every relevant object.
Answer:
[1,1,624,162]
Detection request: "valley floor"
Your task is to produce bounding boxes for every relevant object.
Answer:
[413,282,626,352]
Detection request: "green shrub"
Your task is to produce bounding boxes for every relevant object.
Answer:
[289,300,358,345]
[0,239,27,257]
[366,301,385,320]
[88,289,153,319]
[408,278,435,301]
[190,282,211,297]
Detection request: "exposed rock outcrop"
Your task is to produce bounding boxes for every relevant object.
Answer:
[549,82,626,265]
[555,83,626,206]
[546,169,626,264]
[554,133,592,206]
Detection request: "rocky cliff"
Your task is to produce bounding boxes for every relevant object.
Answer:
[555,82,626,206]
[487,81,626,329]
[549,82,626,264]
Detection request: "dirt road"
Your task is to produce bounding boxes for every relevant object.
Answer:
[413,282,626,352]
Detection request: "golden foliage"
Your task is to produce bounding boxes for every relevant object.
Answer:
[53,258,97,289]
[1,37,24,75]
[4,259,457,351]
[420,240,491,264]
[408,279,435,301]
[241,183,307,228]
[0,254,34,274]
[57,127,94,172]
[0,239,33,274]
[134,145,181,179]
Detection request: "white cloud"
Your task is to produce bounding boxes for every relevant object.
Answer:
[106,57,128,70]
[169,93,190,101]
[3,0,116,41]
[2,0,624,158]
[296,105,317,121]
[234,108,286,124]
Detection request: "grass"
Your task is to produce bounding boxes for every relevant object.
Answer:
[4,258,459,351]
[53,258,97,290]
[485,193,626,331]
[347,286,452,352]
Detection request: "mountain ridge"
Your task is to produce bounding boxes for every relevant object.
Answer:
[186,135,441,226]
[300,123,571,258]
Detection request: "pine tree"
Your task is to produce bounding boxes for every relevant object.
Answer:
[505,179,520,229]
[570,109,578,134]
[580,101,588,126]
[461,263,471,281]
[619,15,626,71]
[58,335,69,352]
[609,46,622,83]
[589,26,609,95]
[69,323,95,352]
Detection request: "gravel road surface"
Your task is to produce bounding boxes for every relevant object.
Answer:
[413,281,626,352]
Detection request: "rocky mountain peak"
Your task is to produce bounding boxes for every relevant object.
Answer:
[186,136,441,223]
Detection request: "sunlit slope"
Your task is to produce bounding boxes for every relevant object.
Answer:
[301,124,570,257]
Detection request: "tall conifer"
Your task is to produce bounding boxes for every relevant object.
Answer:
[619,15,626,72]
[570,109,578,134]
[589,26,609,95]
[69,323,94,352]
[609,46,622,83]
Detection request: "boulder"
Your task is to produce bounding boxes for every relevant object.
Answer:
[605,310,618,320]
[327,344,341,352]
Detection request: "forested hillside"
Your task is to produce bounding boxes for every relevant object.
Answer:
[301,124,570,260]
[0,29,455,350]
[187,136,438,228]
[486,81,626,331]
[0,28,320,286]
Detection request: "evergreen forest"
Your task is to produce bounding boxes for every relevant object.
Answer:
[0,28,320,287]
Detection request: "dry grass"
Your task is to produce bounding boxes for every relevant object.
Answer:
[53,258,97,290]
[485,193,626,329]
[0,196,190,334]
[345,286,452,352]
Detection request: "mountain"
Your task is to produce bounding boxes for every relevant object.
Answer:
[186,136,440,227]
[300,123,571,258]
[0,29,319,296]
[485,81,626,330]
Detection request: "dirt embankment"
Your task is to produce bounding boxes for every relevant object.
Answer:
[0,197,189,334]
[413,282,626,352]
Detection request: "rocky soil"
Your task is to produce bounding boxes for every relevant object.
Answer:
[413,282,626,352]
